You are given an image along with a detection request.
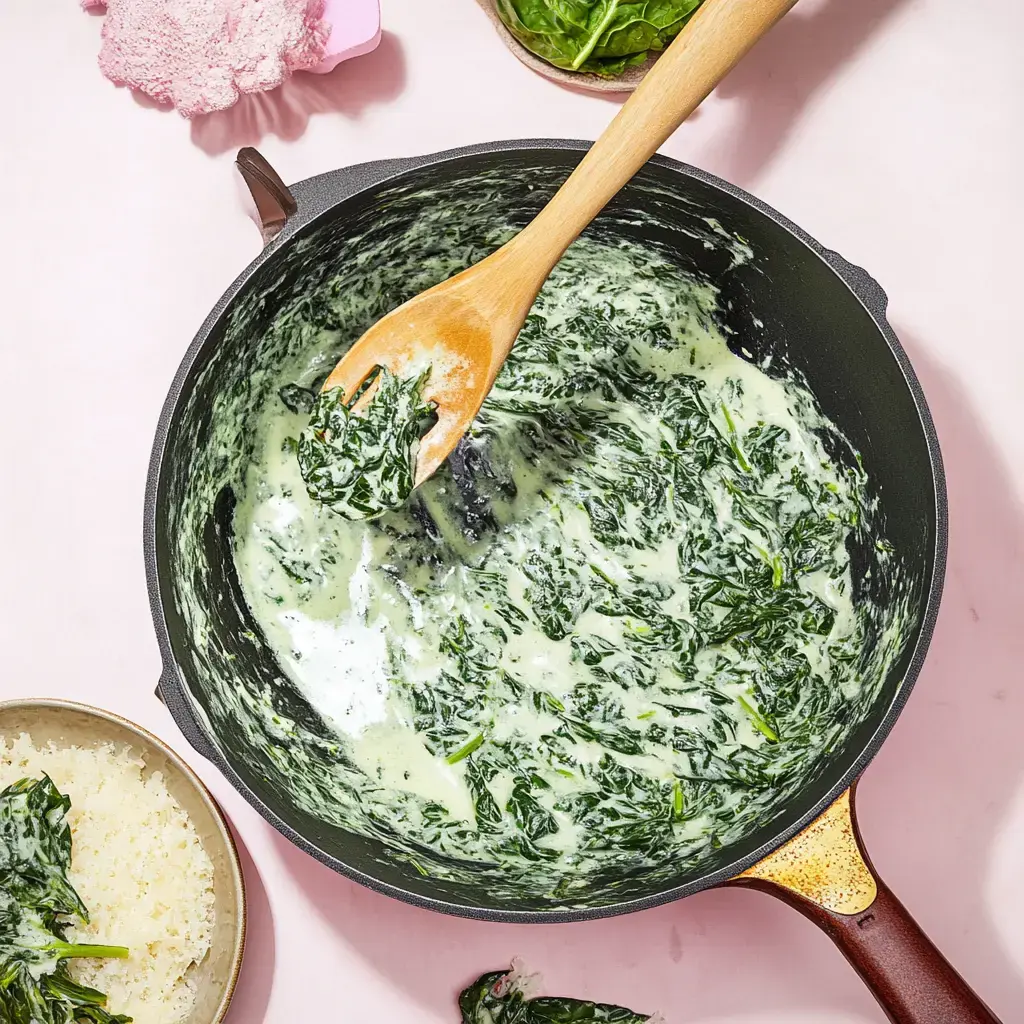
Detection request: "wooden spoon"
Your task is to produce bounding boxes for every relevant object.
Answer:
[322,0,799,487]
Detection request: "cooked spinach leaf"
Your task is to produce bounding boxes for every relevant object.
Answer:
[0,774,86,920]
[278,383,317,415]
[0,777,131,1024]
[495,0,703,77]
[297,367,435,521]
[460,966,653,1023]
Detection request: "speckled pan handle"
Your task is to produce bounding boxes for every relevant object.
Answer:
[731,786,1002,1023]
[236,147,299,245]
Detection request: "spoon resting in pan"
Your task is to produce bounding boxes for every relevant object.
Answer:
[319,0,799,491]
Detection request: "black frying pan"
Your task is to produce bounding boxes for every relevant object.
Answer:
[144,142,997,1023]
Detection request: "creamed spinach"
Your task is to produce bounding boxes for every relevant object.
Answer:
[297,368,435,521]
[220,213,908,904]
[459,965,654,1024]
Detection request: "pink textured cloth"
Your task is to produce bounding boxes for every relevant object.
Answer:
[85,0,329,118]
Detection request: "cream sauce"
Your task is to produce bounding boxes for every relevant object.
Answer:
[166,169,916,906]
[232,236,875,882]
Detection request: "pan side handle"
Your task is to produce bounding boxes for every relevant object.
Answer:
[235,147,298,245]
[729,786,1002,1024]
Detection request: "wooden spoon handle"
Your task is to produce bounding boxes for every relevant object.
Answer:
[517,0,798,271]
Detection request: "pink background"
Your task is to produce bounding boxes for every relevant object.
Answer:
[1,2,1023,1021]
[312,0,382,74]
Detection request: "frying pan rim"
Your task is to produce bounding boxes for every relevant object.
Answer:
[144,138,948,923]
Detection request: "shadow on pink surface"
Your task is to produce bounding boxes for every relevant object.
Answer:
[269,823,879,1021]
[852,331,1024,1023]
[709,0,910,186]
[516,0,908,191]
[223,832,275,1024]
[266,335,1024,1022]
[188,31,407,156]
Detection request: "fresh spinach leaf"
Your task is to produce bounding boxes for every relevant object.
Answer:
[495,0,703,77]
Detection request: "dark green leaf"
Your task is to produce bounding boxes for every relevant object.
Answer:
[297,368,436,520]
[277,383,317,415]
[494,0,704,78]
[0,777,131,1024]
[459,966,653,1023]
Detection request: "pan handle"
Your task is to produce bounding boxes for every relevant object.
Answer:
[729,786,1001,1024]
[235,147,299,246]
[153,670,220,764]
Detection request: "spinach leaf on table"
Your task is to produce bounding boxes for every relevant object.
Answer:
[460,966,654,1023]
[495,0,703,77]
[0,777,131,1024]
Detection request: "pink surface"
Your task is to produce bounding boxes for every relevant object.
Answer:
[2,2,1024,1023]
[310,0,382,74]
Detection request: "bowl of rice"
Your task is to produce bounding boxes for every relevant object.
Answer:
[0,698,246,1024]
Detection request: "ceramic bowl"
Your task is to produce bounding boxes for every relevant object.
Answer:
[472,0,655,93]
[0,699,246,1024]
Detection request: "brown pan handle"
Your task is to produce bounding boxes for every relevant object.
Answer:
[730,786,1001,1024]
[235,147,298,245]
[805,877,1000,1023]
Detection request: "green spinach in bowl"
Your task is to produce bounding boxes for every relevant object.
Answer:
[495,0,703,77]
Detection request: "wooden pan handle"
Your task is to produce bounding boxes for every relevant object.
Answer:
[235,147,298,245]
[518,0,799,271]
[730,787,1001,1024]
[806,879,1001,1024]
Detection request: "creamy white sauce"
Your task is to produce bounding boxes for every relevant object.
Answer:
[167,170,916,906]
[233,237,870,869]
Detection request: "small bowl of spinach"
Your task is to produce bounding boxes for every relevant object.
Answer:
[475,0,703,91]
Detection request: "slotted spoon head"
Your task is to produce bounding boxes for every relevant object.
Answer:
[320,250,534,485]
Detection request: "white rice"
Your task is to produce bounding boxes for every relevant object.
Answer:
[0,733,216,1024]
